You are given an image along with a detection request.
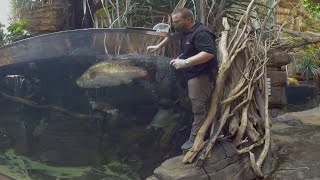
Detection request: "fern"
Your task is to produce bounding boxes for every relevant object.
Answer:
[297,53,320,80]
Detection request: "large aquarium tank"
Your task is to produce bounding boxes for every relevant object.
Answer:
[0,29,193,180]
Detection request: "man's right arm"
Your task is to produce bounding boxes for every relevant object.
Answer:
[147,37,170,52]
[147,32,181,52]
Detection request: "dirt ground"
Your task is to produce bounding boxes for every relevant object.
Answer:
[268,106,320,180]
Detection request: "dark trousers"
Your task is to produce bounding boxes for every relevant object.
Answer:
[187,74,214,140]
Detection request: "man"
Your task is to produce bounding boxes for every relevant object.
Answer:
[147,8,218,150]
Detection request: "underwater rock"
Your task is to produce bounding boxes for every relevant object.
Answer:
[35,113,102,166]
[0,113,28,155]
[148,109,177,129]
[33,118,48,137]
[0,129,10,150]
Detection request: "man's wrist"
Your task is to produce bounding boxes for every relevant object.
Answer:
[185,59,191,66]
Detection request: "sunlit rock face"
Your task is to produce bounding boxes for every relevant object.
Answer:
[20,1,70,35]
[276,0,306,30]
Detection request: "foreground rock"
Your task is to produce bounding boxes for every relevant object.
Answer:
[269,107,320,179]
[147,141,277,180]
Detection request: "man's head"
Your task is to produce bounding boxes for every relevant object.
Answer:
[171,8,194,32]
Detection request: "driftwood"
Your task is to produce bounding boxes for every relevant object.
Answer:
[0,91,102,120]
[173,0,188,12]
[181,0,281,178]
[183,0,256,164]
[274,27,320,50]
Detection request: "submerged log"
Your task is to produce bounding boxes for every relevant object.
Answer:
[0,91,102,120]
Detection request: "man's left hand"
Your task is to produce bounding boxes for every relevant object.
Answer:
[170,59,190,69]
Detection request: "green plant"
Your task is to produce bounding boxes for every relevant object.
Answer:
[296,52,320,80]
[302,0,320,18]
[5,19,29,43]
[0,23,5,47]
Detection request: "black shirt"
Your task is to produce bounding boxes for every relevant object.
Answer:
[193,31,216,55]
[169,22,218,79]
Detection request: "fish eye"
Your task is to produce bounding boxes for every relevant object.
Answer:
[89,72,97,79]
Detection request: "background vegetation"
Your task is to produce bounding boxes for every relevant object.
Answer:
[303,0,320,18]
[3,0,320,80]
[0,20,29,47]
[0,23,5,47]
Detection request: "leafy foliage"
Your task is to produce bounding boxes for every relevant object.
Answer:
[301,0,320,32]
[0,23,5,47]
[0,20,29,45]
[296,51,320,80]
[302,0,320,18]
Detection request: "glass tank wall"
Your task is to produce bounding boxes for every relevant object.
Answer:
[0,29,192,180]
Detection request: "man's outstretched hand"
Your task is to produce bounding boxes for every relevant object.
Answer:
[147,45,161,52]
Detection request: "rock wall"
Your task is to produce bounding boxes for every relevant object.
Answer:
[276,0,306,31]
[267,49,292,117]
[0,61,103,166]
[21,1,70,35]
[34,112,103,166]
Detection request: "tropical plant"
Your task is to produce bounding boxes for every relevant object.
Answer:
[302,0,320,18]
[0,23,6,47]
[300,0,320,32]
[296,52,320,80]
[5,19,29,43]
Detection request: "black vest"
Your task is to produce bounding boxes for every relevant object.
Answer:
[180,22,218,80]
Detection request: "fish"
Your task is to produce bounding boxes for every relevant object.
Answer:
[77,54,184,109]
[94,54,176,85]
[89,101,119,116]
[89,101,120,128]
[76,60,148,88]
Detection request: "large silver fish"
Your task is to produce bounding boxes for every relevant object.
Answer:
[76,60,148,88]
